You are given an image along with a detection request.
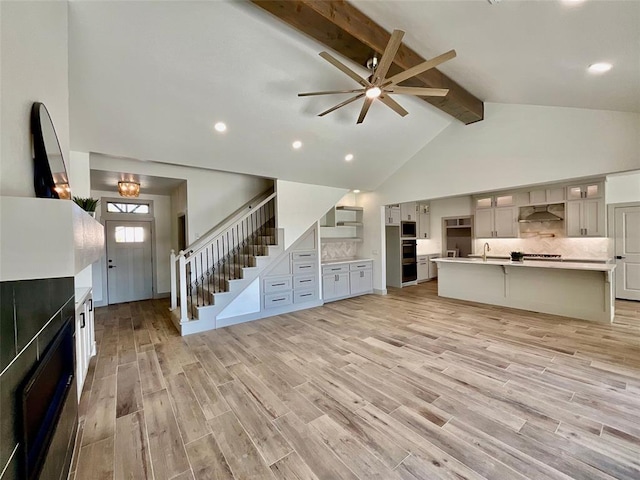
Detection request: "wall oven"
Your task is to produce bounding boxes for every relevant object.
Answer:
[401,240,417,283]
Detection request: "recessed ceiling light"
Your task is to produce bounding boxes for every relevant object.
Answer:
[292,140,302,149]
[588,63,612,74]
[214,122,227,132]
[562,0,585,4]
[352,189,361,193]
[345,154,354,162]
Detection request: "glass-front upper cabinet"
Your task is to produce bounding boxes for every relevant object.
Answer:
[567,182,603,200]
[475,194,514,209]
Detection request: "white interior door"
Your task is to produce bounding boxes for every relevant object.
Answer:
[106,220,153,304]
[614,205,640,300]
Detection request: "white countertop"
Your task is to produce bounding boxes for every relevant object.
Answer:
[75,287,91,306]
[321,258,374,266]
[468,254,612,263]
[432,257,616,272]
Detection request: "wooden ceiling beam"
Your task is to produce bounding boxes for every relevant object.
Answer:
[250,0,484,124]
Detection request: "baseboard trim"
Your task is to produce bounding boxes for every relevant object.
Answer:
[154,292,170,299]
[373,288,387,295]
[215,300,324,330]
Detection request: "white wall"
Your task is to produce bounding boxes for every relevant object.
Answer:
[1,1,69,197]
[91,190,172,303]
[606,171,640,204]
[90,154,272,245]
[276,180,348,250]
[170,181,188,251]
[417,196,473,255]
[375,103,640,205]
[358,192,386,293]
[69,151,91,197]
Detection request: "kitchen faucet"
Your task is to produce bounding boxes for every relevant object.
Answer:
[482,242,491,262]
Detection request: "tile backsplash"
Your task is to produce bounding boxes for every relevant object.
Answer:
[473,237,611,259]
[321,241,359,261]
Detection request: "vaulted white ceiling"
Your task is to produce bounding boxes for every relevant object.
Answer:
[68,0,640,192]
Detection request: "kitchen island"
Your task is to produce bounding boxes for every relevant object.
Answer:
[432,258,616,323]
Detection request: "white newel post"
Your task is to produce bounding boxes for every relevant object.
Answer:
[170,249,177,310]
[178,252,188,322]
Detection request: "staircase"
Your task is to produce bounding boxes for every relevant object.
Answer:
[170,191,281,334]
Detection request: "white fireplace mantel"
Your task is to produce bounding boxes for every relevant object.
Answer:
[0,196,105,281]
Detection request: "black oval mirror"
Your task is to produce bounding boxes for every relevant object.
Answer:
[31,102,70,199]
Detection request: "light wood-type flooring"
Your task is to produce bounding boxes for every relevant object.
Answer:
[70,281,640,480]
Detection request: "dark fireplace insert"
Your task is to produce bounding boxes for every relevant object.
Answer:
[21,318,74,480]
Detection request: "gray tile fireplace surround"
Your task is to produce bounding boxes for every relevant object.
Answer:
[0,277,76,480]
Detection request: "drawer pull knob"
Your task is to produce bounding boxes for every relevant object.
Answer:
[273,297,286,302]
[273,282,285,286]
[301,279,311,283]
[331,268,340,271]
[300,293,311,297]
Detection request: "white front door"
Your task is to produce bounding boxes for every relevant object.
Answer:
[614,205,640,301]
[106,220,153,304]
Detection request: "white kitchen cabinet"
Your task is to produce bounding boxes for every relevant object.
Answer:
[322,273,350,300]
[475,194,514,209]
[385,205,401,225]
[75,289,95,401]
[567,199,605,237]
[475,209,493,238]
[567,182,603,200]
[400,202,417,222]
[417,255,429,282]
[474,206,518,238]
[529,188,565,204]
[417,204,430,239]
[323,260,373,301]
[350,269,373,295]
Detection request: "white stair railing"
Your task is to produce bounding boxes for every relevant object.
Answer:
[170,192,277,323]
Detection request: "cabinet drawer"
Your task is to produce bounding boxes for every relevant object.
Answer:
[293,289,318,304]
[349,261,372,271]
[263,276,292,293]
[293,261,316,275]
[293,274,316,290]
[292,251,317,261]
[322,264,349,275]
[264,292,292,309]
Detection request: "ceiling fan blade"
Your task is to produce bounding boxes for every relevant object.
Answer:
[383,50,457,87]
[319,52,372,88]
[318,93,365,117]
[372,29,405,85]
[379,95,409,117]
[356,97,374,124]
[298,89,364,97]
[384,86,449,97]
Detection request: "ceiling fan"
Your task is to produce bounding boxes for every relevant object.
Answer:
[299,29,456,124]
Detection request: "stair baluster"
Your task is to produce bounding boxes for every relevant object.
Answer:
[172,192,277,323]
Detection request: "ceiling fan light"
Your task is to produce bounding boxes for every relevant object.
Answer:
[365,87,382,99]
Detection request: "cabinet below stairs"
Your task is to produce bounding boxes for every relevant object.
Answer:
[259,225,321,315]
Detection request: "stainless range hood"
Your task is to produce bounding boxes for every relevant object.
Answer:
[519,205,563,223]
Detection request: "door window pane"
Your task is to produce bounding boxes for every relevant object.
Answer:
[115,226,145,243]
